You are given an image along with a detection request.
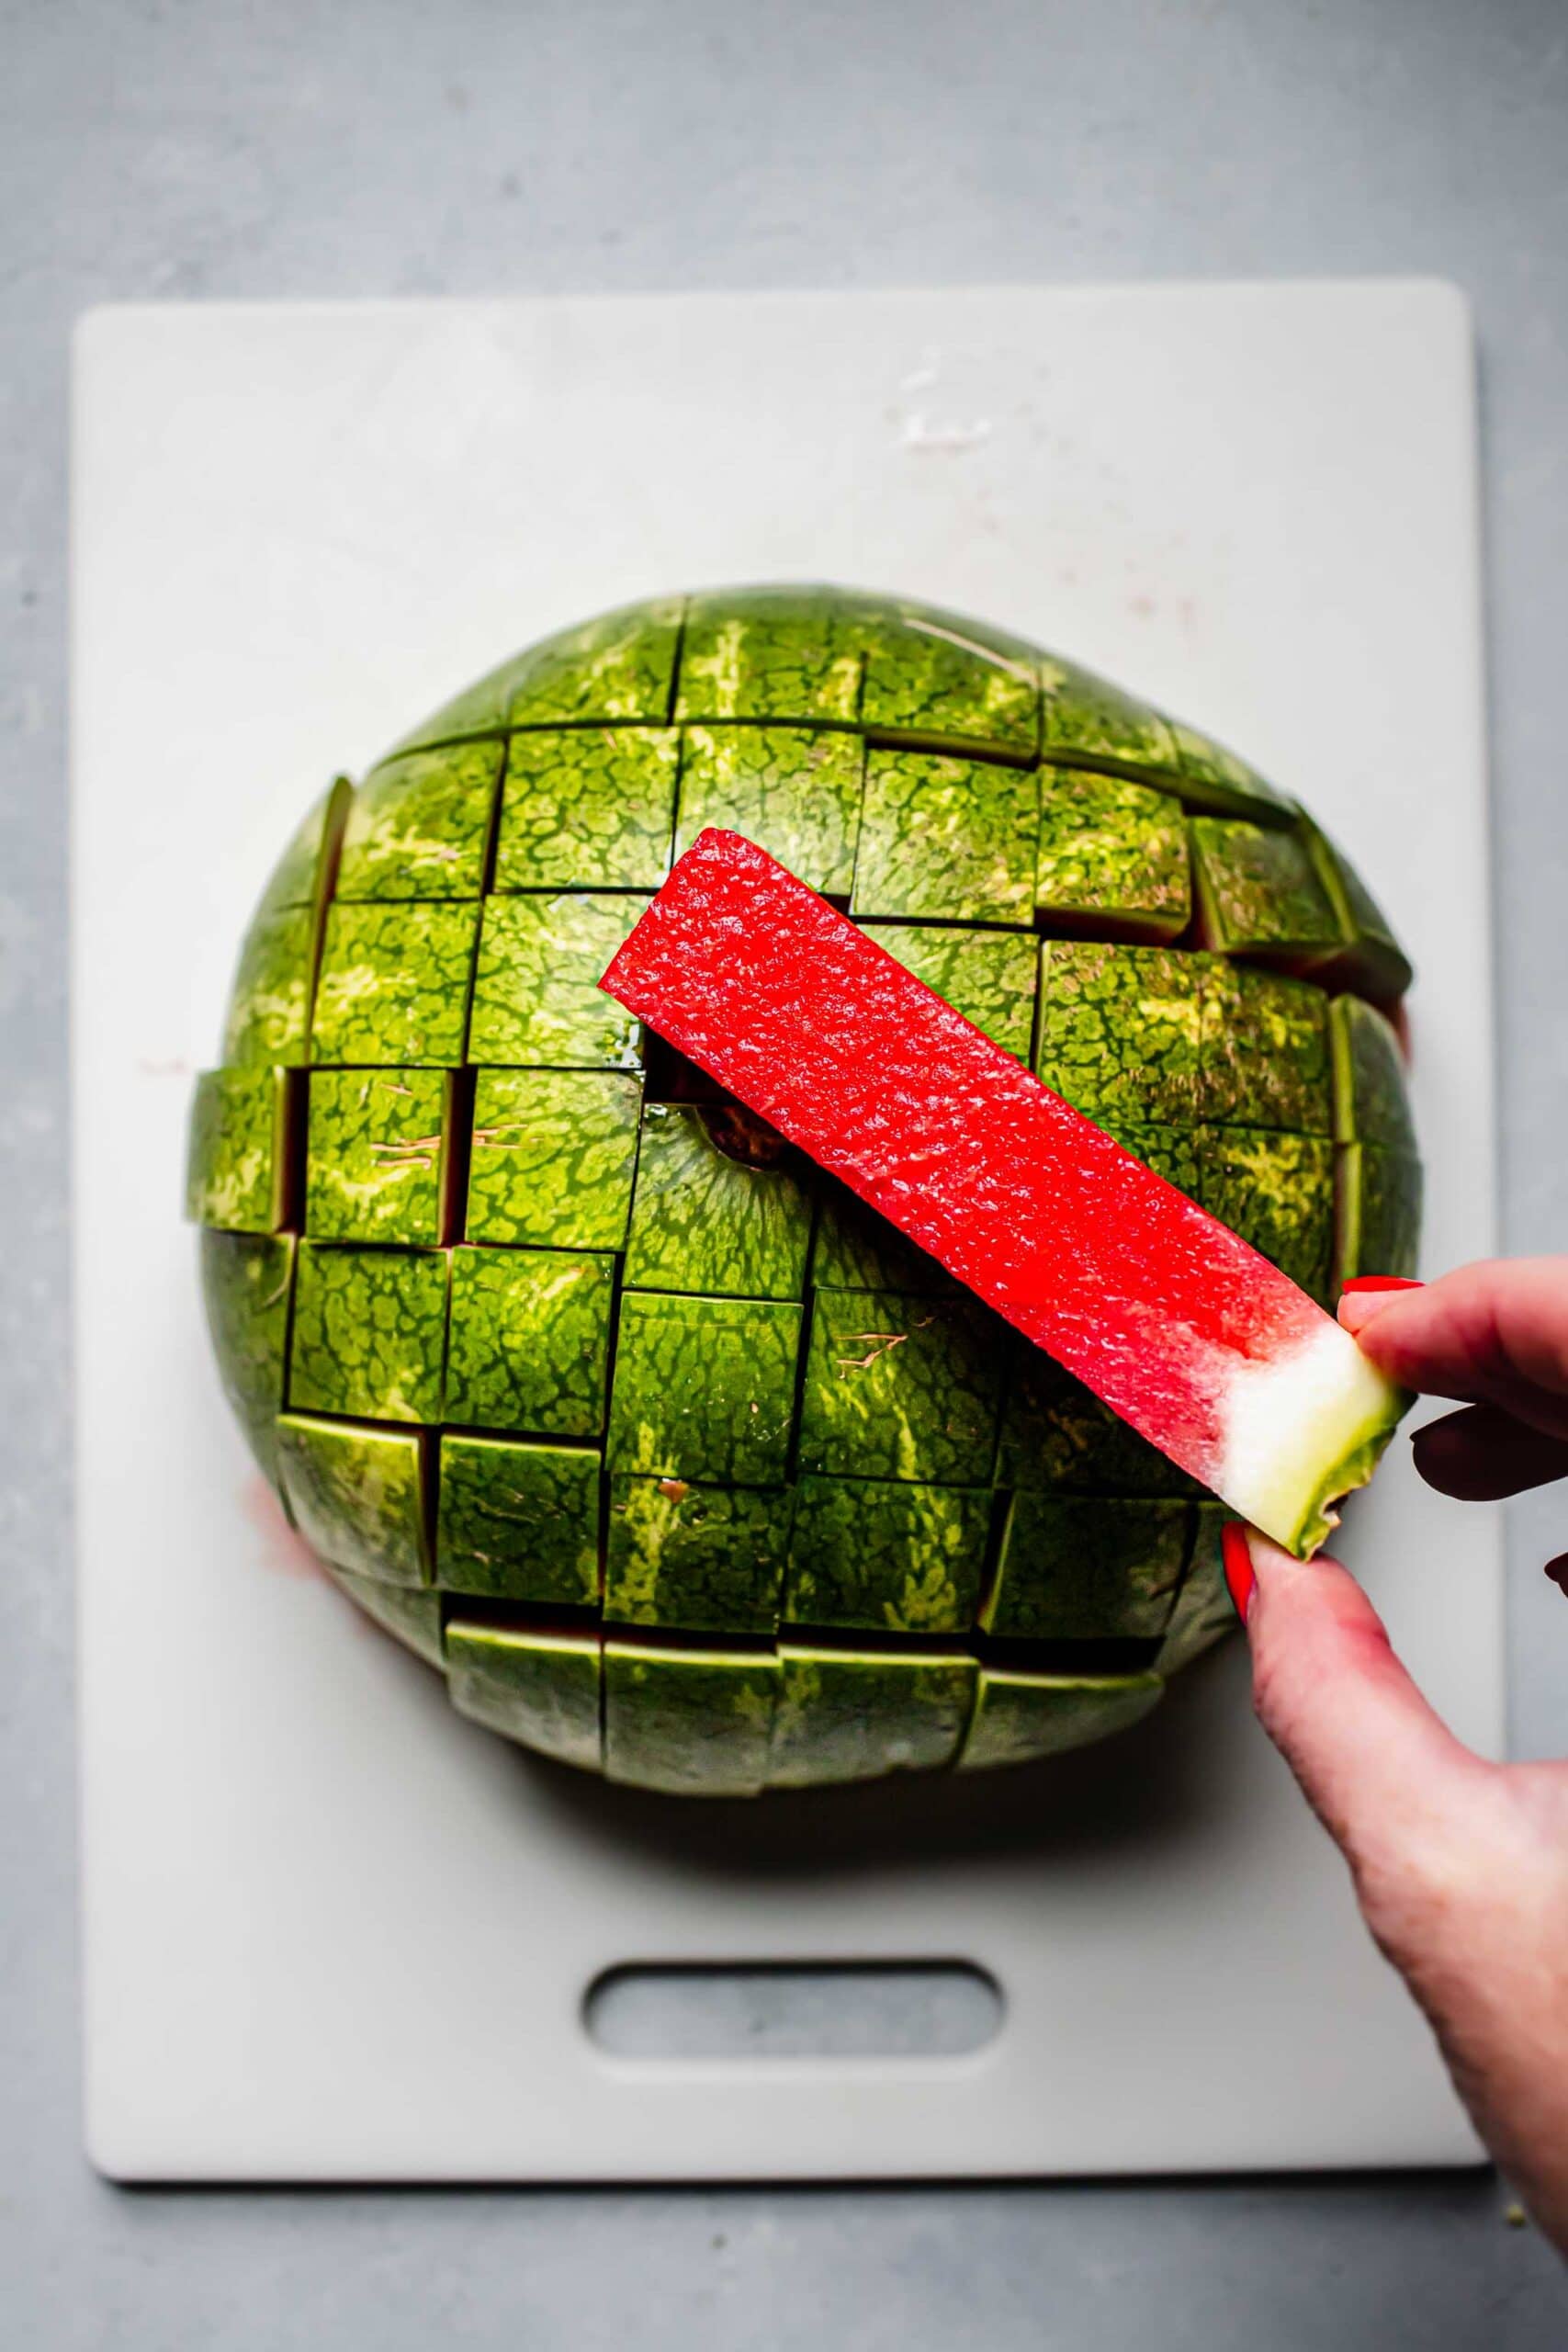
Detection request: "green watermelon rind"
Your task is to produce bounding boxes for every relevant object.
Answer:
[446,1622,603,1770]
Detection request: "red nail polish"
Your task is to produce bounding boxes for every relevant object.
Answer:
[1340,1276,1424,1294]
[1221,1521,1257,1625]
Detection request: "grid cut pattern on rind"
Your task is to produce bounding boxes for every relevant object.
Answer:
[190,586,1420,1791]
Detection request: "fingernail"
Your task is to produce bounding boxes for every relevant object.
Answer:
[1221,1521,1257,1625]
[1340,1276,1424,1294]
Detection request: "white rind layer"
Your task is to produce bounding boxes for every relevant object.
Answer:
[1217,1320,1404,1554]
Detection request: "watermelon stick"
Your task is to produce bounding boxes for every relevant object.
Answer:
[601,831,1407,1558]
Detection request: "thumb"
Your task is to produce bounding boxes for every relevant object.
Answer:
[1235,1529,1484,1885]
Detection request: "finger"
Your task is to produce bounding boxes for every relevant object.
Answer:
[1411,1402,1568,1499]
[1338,1258,1568,1436]
[1337,1277,1423,1340]
[1237,1530,1484,1883]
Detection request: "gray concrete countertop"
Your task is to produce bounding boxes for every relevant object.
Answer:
[3,0,1566,2341]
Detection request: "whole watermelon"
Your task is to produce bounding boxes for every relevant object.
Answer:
[186,586,1420,1794]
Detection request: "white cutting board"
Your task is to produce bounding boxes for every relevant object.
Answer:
[74,282,1499,2180]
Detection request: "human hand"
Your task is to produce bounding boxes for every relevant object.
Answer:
[1226,1260,1568,2253]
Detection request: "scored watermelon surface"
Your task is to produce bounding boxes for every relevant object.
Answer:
[186,586,1421,1794]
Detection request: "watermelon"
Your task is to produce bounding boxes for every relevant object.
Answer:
[465,1069,641,1250]
[769,1648,976,1787]
[276,1412,429,1586]
[187,586,1420,1793]
[447,1622,602,1767]
[312,900,479,1067]
[436,1433,601,1606]
[338,741,503,902]
[304,1068,450,1246]
[605,1475,791,1632]
[783,1476,992,1634]
[602,830,1406,1555]
[1033,766,1190,939]
[675,724,863,895]
[494,728,680,893]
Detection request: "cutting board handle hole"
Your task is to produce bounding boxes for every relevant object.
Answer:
[583,1961,1003,2060]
